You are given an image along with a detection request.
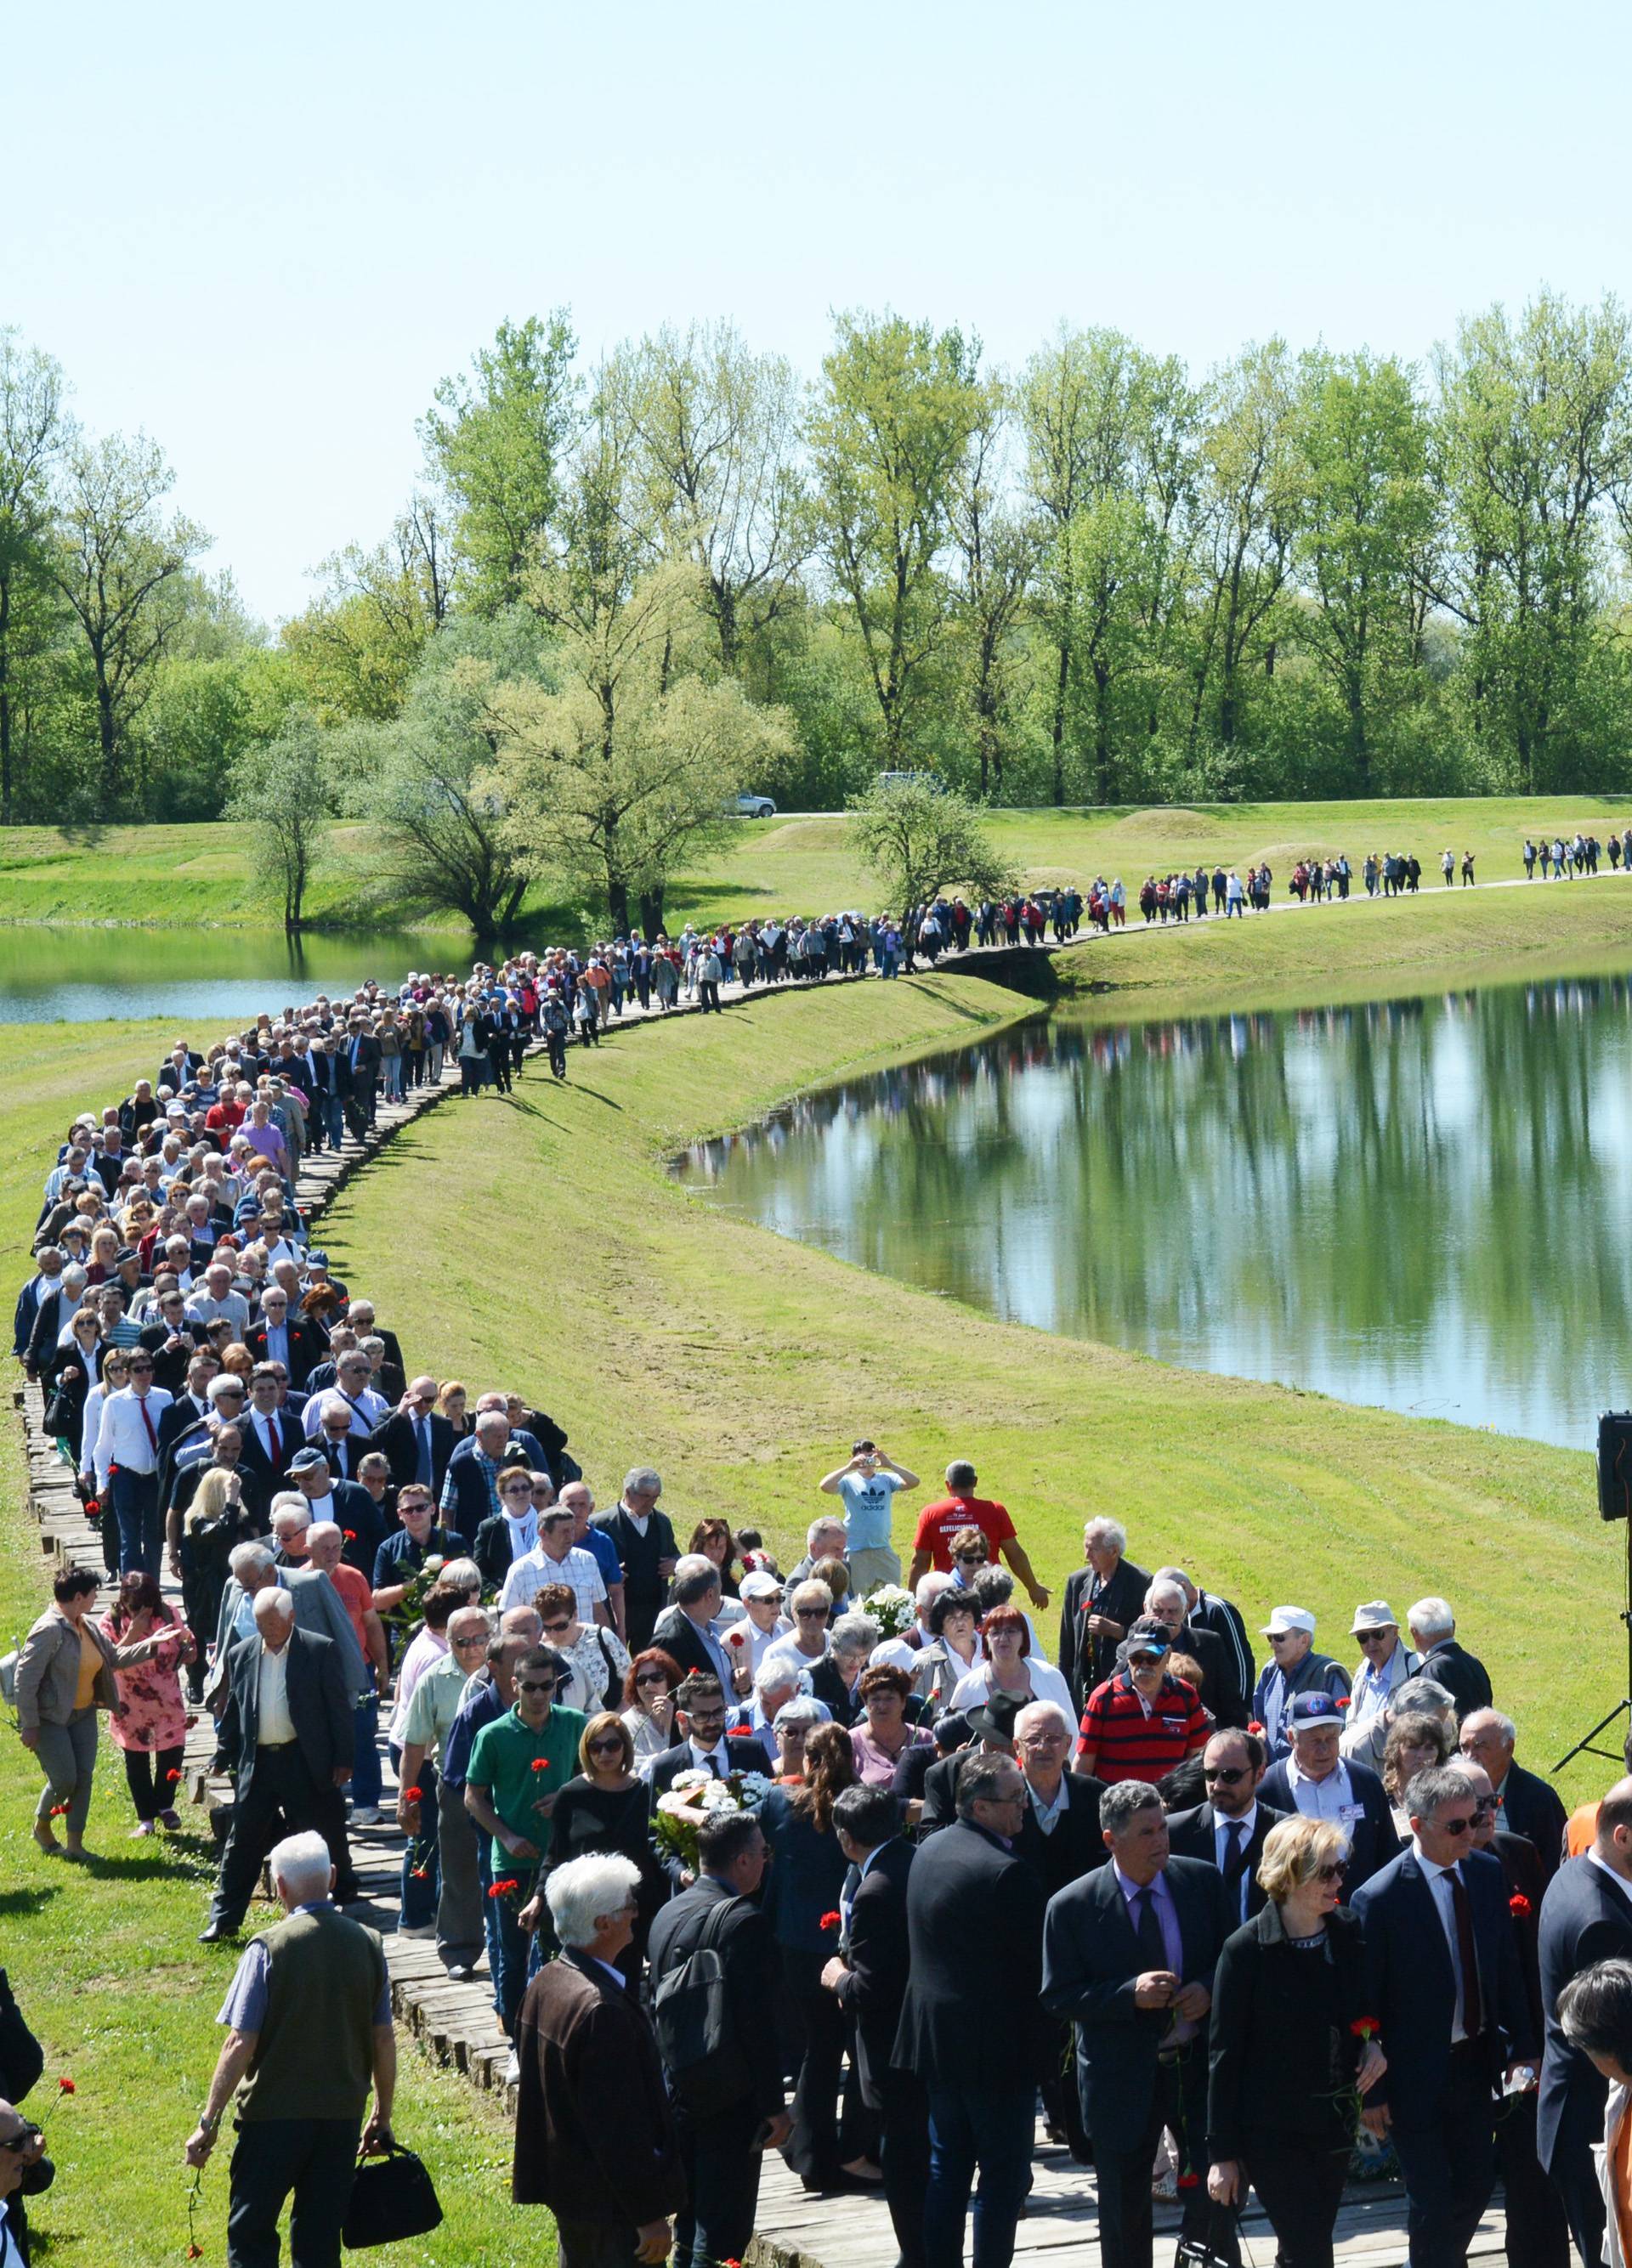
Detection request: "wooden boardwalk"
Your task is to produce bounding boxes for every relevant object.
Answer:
[10,986,1524,2266]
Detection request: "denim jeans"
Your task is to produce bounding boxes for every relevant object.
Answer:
[923,2081,1035,2268]
[348,1700,382,1807]
[110,1467,161,1574]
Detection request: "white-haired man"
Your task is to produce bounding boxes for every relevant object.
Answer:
[1058,1519,1149,1714]
[592,1467,679,1654]
[513,1853,683,2266]
[187,1830,394,2263]
[1407,1597,1493,1723]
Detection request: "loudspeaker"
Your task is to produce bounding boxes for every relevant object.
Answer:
[1598,1413,1632,1522]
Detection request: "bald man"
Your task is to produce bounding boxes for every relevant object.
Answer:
[201,1585,357,1941]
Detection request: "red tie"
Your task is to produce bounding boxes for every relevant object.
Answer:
[137,1396,158,1456]
[269,1413,281,1462]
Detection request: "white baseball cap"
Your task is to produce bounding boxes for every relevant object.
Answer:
[1261,1605,1316,1637]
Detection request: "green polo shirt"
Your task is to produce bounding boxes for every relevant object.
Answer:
[400,1649,472,1761]
[467,1702,586,1870]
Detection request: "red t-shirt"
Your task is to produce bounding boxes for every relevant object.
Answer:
[328,1562,372,1654]
[912,1493,1017,1572]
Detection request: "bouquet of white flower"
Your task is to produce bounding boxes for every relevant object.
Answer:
[864,1584,917,1640]
[654,1763,774,1876]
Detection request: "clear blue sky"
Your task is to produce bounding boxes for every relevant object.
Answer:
[8,0,1626,622]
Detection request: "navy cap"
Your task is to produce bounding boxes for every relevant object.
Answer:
[1289,1691,1342,1728]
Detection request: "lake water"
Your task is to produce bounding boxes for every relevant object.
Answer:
[0,925,472,1024]
[678,974,1632,1449]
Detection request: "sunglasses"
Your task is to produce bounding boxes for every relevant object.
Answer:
[517,1679,556,1696]
[636,1671,668,1688]
[541,1621,571,1637]
[1313,1863,1346,1883]
[955,1552,987,1564]
[1436,1815,1476,1836]
[500,1485,532,1496]
[0,2132,31,2155]
[1129,1654,1164,1668]
[452,1632,488,1647]
[586,1737,625,1756]
[1473,1795,1499,1815]
[796,1607,827,1620]
[1203,1766,1249,1786]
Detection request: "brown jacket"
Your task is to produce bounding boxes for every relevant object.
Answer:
[512,1948,683,2226]
[15,1609,123,1731]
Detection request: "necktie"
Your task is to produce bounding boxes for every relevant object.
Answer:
[137,1396,158,1458]
[703,1751,721,1779]
[328,1443,346,1479]
[1449,1869,1483,2037]
[269,1412,281,1462]
[1135,1884,1167,1969]
[1223,1817,1247,1881]
[416,1418,432,1488]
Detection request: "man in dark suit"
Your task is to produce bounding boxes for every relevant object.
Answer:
[824,1786,927,2268]
[647,1678,773,1888]
[1013,1699,1105,1898]
[201,1588,355,1940]
[238,1365,301,1496]
[1408,1598,1493,1722]
[288,1451,382,1578]
[1143,1575,1244,1728]
[244,1289,323,1389]
[1260,1691,1401,1893]
[1352,1762,1536,2268]
[1166,1727,1289,1926]
[893,1751,1046,2268]
[1464,1762,1570,2268]
[594,1469,680,1654]
[344,1021,381,1128]
[1057,1519,1149,1713]
[1538,1780,1632,2268]
[649,1564,735,1688]
[370,1378,456,1495]
[1459,1710,1569,1882]
[646,1810,790,2268]
[1043,1778,1233,2268]
[513,1852,684,2266]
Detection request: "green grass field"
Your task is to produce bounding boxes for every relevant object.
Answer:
[4,843,1632,2266]
[3,794,1631,930]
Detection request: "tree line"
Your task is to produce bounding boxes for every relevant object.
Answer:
[7,295,1632,921]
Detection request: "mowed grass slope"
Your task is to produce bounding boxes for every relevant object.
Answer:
[313,970,1619,1804]
[5,793,1632,928]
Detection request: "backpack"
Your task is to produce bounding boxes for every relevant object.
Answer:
[650,1894,745,2112]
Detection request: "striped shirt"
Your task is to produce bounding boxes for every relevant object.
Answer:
[1077,1670,1209,1784]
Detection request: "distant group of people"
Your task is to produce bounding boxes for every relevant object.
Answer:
[1523,834,1626,879]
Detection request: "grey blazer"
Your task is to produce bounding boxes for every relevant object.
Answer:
[205,1568,366,1707]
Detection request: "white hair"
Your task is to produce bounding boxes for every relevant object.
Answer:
[1015,1700,1072,1740]
[1145,1580,1187,1615]
[305,1521,342,1549]
[269,1830,332,1905]
[1084,1517,1127,1555]
[915,1571,953,1614]
[272,1502,310,1534]
[672,1553,717,1584]
[253,1586,295,1625]
[831,1613,881,1660]
[230,1541,275,1581]
[1464,1707,1516,1745]
[439,1558,481,1593]
[319,1393,354,1425]
[1408,1596,1455,1643]
[807,1516,847,1549]
[269,1491,307,1523]
[546,1853,640,1949]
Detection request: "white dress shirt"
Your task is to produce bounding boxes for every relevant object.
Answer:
[257,1643,297,1745]
[302,1384,388,1440]
[93,1383,174,1486]
[1284,1757,1363,1844]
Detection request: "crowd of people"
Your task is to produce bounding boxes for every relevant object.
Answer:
[11,955,1632,2268]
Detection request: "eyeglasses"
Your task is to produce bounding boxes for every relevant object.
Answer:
[128,1363,154,1374]
[1436,1814,1476,1836]
[500,1484,532,1497]
[517,1679,556,1696]
[1313,1863,1346,1883]
[1473,1796,1499,1815]
[1129,1654,1164,1668]
[687,1715,726,1732]
[0,2131,30,2154]
[452,1632,488,1648]
[795,1607,827,1620]
[541,1621,571,1637]
[1203,1766,1249,1786]
[955,1552,987,1565]
[586,1737,625,1756]
[635,1671,668,1688]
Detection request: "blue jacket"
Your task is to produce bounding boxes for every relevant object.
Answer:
[1257,1756,1401,1892]
[1351,1845,1534,2126]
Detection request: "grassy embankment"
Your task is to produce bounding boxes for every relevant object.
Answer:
[5,793,1632,930]
[3,871,1632,2265]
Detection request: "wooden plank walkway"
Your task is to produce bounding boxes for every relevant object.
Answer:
[8,968,1528,2266]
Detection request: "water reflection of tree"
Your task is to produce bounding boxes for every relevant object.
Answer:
[679,976,1632,1444]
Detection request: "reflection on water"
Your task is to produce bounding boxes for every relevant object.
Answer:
[0,925,466,1024]
[679,974,1632,1449]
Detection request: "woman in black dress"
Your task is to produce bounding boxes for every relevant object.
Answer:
[521,1711,664,1987]
[1207,1816,1387,2268]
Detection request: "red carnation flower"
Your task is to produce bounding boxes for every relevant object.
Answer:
[167,1767,183,1783]
[57,2078,75,2095]
[726,1726,752,1738]
[1334,1694,1351,1708]
[819,1911,842,1932]
[1350,2016,1380,2039]
[1510,1892,1533,1919]
[1176,2171,1199,2190]
[343,1530,356,1542]
[188,2248,204,2261]
[530,1757,550,1773]
[402,1786,423,1803]
[1247,1721,1265,1737]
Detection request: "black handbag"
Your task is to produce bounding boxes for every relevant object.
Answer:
[342,2141,443,2249]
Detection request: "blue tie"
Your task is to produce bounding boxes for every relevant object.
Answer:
[415,1418,432,1488]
